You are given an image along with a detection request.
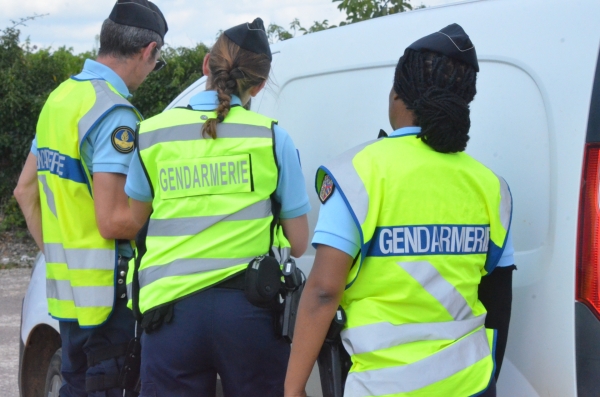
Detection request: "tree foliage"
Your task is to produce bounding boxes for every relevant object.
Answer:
[267,0,423,43]
[267,18,337,44]
[334,0,414,23]
[131,44,208,117]
[0,21,88,207]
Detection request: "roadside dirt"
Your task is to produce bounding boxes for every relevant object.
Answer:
[0,268,30,397]
[0,230,38,269]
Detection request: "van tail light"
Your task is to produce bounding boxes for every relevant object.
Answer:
[577,143,600,319]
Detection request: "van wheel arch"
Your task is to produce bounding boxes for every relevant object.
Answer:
[19,324,61,397]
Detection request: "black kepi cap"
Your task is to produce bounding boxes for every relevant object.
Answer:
[109,0,168,40]
[224,18,272,61]
[407,23,478,72]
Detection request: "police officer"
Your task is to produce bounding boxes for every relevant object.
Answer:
[13,1,168,395]
[124,18,310,397]
[284,24,515,397]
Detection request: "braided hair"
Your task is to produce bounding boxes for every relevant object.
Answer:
[202,34,271,139]
[393,49,477,153]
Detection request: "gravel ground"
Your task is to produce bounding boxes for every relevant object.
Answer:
[0,230,38,269]
[0,268,30,397]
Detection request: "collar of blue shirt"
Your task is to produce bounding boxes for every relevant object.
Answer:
[189,90,243,111]
[390,126,422,137]
[72,59,131,99]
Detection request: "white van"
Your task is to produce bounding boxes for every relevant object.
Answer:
[20,0,600,396]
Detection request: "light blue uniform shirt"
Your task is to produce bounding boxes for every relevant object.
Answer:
[31,59,140,257]
[125,90,311,219]
[312,126,515,269]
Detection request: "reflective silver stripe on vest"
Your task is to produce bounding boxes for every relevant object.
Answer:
[344,327,491,397]
[496,174,512,231]
[139,257,255,288]
[323,140,378,225]
[147,200,272,237]
[44,243,115,270]
[341,315,486,356]
[138,123,272,151]
[38,174,58,218]
[46,278,74,301]
[47,279,114,307]
[398,261,473,321]
[78,80,135,145]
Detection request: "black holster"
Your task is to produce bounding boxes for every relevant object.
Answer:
[118,330,142,395]
[85,343,129,393]
[279,258,304,343]
[318,307,351,397]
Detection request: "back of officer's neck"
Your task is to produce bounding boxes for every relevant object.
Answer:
[95,55,140,93]
[390,110,417,131]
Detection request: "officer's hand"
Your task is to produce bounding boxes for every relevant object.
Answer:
[140,304,174,334]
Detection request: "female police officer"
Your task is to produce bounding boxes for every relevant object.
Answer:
[124,18,310,397]
[285,24,514,397]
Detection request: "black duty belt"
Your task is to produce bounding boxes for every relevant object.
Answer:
[215,271,245,290]
[116,256,131,299]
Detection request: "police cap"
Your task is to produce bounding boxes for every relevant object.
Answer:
[109,0,168,40]
[224,18,272,61]
[407,23,479,72]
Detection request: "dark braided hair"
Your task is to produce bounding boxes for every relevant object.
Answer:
[393,49,477,153]
[202,34,271,139]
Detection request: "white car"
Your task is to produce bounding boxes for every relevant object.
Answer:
[20,0,600,396]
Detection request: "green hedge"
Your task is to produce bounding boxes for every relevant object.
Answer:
[0,25,208,229]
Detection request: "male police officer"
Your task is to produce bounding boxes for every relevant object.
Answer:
[14,1,168,395]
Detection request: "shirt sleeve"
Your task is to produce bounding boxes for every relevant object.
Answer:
[495,228,515,267]
[125,150,153,202]
[273,124,311,219]
[86,107,139,175]
[31,136,38,156]
[312,188,361,258]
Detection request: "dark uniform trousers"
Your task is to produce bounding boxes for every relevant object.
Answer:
[139,288,290,397]
[59,298,135,397]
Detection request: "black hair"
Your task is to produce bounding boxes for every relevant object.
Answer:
[393,49,477,153]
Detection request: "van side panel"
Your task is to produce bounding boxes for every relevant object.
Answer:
[585,51,600,143]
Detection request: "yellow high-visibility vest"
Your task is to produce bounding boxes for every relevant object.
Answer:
[132,106,290,314]
[37,78,141,327]
[316,133,511,396]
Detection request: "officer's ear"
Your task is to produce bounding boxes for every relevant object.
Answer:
[141,42,159,65]
[202,54,211,77]
[248,80,267,98]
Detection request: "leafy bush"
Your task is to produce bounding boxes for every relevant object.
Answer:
[0,196,26,232]
[131,44,208,117]
[0,26,88,205]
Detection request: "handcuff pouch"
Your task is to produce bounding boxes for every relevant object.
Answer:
[244,256,282,308]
